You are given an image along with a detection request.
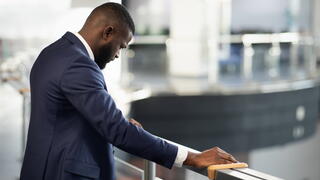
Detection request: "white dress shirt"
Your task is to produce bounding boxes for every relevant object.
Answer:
[71,32,189,167]
[73,32,95,60]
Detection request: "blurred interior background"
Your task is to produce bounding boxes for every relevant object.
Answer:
[1,0,320,179]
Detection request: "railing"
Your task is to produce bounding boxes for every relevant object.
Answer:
[220,33,316,81]
[116,137,285,180]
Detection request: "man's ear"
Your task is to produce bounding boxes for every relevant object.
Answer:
[103,26,114,39]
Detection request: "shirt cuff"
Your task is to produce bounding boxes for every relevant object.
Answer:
[173,146,188,167]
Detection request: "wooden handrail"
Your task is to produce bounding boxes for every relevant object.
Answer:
[158,136,283,180]
[207,163,248,180]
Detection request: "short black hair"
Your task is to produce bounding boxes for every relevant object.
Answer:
[93,2,135,34]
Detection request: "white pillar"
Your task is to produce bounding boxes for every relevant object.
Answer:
[168,0,219,78]
[206,0,221,84]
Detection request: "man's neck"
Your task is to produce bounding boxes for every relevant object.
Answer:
[76,30,96,60]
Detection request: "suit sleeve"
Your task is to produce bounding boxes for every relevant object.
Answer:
[60,57,178,169]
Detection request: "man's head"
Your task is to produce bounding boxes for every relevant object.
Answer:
[79,2,135,69]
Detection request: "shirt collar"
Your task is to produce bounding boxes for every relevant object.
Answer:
[72,32,95,61]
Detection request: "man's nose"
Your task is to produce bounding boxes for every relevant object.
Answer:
[115,51,120,58]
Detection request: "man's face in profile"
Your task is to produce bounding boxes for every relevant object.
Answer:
[95,27,132,69]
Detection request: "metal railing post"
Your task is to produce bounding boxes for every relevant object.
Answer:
[20,89,30,159]
[242,42,254,80]
[144,160,156,180]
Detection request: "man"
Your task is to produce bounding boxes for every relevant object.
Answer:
[20,2,237,180]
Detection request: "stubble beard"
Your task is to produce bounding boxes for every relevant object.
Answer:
[94,43,113,70]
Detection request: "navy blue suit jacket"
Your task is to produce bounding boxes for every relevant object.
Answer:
[20,32,178,180]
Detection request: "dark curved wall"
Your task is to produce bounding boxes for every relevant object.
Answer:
[130,87,319,152]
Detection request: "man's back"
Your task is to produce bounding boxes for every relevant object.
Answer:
[21,32,116,180]
[20,32,178,180]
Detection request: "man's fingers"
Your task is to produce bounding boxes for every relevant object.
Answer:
[216,147,236,161]
[130,120,141,127]
[129,118,143,128]
[213,147,236,162]
[214,157,234,165]
[217,152,238,163]
[222,159,235,164]
[190,147,240,168]
[221,156,238,163]
[225,154,237,163]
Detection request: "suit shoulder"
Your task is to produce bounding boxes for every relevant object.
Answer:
[60,55,105,89]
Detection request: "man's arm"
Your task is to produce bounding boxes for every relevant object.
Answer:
[129,119,238,167]
[61,57,238,169]
[60,57,178,168]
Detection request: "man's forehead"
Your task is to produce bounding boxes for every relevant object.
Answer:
[122,28,133,44]
[127,31,133,42]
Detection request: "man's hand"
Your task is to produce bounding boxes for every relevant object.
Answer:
[129,118,143,128]
[183,147,238,168]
